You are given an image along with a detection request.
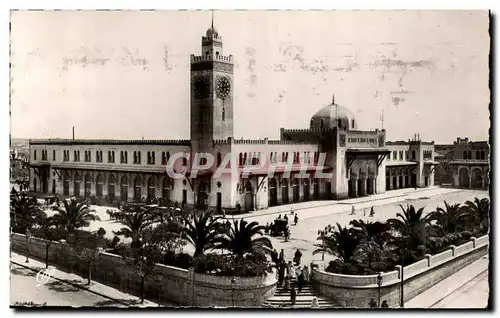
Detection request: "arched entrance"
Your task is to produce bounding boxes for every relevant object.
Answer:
[325,182,332,200]
[74,172,81,197]
[398,175,404,190]
[52,179,56,194]
[134,176,142,201]
[366,177,374,195]
[121,176,128,202]
[197,182,209,209]
[303,179,310,201]
[96,174,103,198]
[471,168,483,189]
[268,178,278,206]
[459,168,470,188]
[292,178,300,202]
[63,172,70,196]
[357,178,365,197]
[313,179,319,200]
[108,174,116,200]
[281,179,289,204]
[147,177,155,200]
[244,180,254,211]
[162,178,171,201]
[84,173,92,197]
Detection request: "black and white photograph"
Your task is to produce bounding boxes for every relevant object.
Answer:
[9,9,491,309]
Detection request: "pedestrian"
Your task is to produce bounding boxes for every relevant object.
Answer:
[311,296,320,308]
[294,249,302,266]
[381,300,389,308]
[302,265,309,283]
[290,287,297,306]
[297,270,304,293]
[284,276,291,291]
[369,298,377,308]
[265,222,270,235]
[351,205,356,215]
[222,209,226,218]
[284,214,288,222]
[278,214,281,219]
[278,261,286,285]
[279,249,285,263]
[294,214,299,225]
[285,227,291,242]
[370,206,375,217]
[363,208,367,216]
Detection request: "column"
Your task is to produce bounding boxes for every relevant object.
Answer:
[352,179,358,197]
[468,171,472,189]
[359,178,367,197]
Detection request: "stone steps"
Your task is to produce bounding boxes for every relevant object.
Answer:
[263,279,339,308]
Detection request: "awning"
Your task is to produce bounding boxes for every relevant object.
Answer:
[385,161,418,167]
[346,148,391,154]
[52,163,168,174]
[242,165,333,176]
[30,162,51,168]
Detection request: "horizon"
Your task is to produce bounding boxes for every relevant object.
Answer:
[10,10,490,144]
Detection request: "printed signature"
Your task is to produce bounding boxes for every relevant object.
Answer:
[36,267,55,287]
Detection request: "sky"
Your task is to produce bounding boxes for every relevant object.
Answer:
[10,10,490,144]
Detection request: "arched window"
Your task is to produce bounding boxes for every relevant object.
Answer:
[134,176,142,201]
[320,119,324,129]
[138,151,141,164]
[468,151,472,160]
[243,153,248,165]
[96,174,103,198]
[476,151,480,160]
[84,173,92,196]
[147,177,155,199]
[120,176,128,201]
[338,119,342,128]
[239,153,243,166]
[108,173,115,199]
[481,151,485,160]
[33,150,37,160]
[463,151,467,159]
[282,152,285,162]
[151,151,155,164]
[352,119,355,128]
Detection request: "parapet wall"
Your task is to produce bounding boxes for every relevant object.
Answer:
[311,235,489,308]
[11,233,277,307]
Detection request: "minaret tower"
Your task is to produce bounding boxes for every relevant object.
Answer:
[190,11,234,153]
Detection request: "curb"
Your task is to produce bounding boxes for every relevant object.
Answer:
[10,260,151,308]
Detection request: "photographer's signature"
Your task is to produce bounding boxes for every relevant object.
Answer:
[36,267,55,287]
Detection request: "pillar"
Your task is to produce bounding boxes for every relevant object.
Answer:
[359,178,367,197]
[469,171,472,189]
[352,178,358,197]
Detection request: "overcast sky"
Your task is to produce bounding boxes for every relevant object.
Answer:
[10,10,490,144]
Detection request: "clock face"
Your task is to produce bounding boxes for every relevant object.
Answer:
[194,76,210,99]
[216,76,231,100]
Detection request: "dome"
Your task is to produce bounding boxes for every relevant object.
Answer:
[310,96,357,130]
[206,26,218,38]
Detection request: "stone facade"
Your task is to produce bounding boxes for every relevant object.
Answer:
[11,233,277,307]
[310,235,489,308]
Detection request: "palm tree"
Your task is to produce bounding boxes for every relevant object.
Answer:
[182,210,222,257]
[51,198,100,236]
[215,219,273,258]
[10,189,45,234]
[32,216,63,268]
[349,219,392,246]
[427,201,465,235]
[312,223,359,262]
[387,204,431,251]
[113,205,154,247]
[461,197,490,230]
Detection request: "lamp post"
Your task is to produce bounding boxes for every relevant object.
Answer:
[231,277,236,308]
[377,272,382,307]
[25,229,31,263]
[400,236,406,308]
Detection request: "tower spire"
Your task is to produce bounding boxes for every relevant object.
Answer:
[211,10,214,29]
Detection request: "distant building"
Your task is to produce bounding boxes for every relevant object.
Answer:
[27,21,436,212]
[434,137,489,189]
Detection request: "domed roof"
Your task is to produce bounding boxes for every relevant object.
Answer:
[206,25,218,38]
[310,95,357,130]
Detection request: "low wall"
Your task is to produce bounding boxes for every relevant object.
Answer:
[11,234,277,307]
[311,235,489,308]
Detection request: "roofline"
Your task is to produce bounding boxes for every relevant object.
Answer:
[29,139,191,146]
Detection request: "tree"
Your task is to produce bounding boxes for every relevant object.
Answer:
[70,228,107,285]
[113,205,154,248]
[349,219,392,247]
[145,220,186,254]
[427,201,465,235]
[461,197,490,230]
[387,205,431,251]
[312,223,359,262]
[215,219,273,258]
[182,210,222,257]
[51,198,100,236]
[122,235,162,304]
[10,189,45,234]
[32,216,64,268]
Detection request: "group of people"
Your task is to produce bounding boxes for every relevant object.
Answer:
[350,205,376,217]
[264,210,299,241]
[272,248,314,307]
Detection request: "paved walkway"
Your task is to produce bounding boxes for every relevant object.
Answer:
[10,252,159,307]
[405,255,489,308]
[230,186,459,221]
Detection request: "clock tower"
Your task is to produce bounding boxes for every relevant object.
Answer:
[190,15,234,153]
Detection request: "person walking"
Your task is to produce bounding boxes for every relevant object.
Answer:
[297,270,304,293]
[311,296,320,308]
[279,249,285,263]
[294,213,299,225]
[369,298,377,308]
[381,300,389,308]
[284,276,291,291]
[351,205,356,215]
[278,261,286,286]
[294,249,302,266]
[369,206,375,217]
[302,265,310,283]
[287,261,296,279]
[290,287,297,306]
[284,214,288,222]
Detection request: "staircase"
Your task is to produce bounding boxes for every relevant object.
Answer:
[262,277,339,308]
